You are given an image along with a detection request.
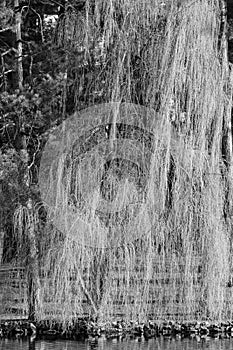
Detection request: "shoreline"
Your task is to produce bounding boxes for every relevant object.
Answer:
[1,319,233,340]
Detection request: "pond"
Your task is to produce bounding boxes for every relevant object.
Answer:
[1,336,233,350]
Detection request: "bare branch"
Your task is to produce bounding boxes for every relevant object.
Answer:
[0,69,13,77]
[0,53,7,91]
[1,47,18,56]
[31,8,45,43]
[40,0,64,8]
[27,42,33,78]
[0,27,14,33]
[21,6,45,42]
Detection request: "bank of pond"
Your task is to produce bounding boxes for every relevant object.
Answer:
[2,319,233,340]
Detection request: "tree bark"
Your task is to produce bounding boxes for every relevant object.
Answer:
[220,0,233,240]
[26,198,41,321]
[220,0,233,170]
[14,0,23,90]
[19,139,41,319]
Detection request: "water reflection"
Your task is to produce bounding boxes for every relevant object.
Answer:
[1,336,233,350]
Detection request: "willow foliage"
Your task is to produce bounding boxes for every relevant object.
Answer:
[13,0,233,326]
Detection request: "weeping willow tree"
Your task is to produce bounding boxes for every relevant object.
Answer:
[13,0,233,326]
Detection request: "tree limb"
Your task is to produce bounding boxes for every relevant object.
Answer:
[0,27,14,33]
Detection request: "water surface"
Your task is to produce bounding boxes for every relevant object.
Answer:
[1,337,233,350]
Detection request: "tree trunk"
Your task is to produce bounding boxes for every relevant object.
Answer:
[14,0,23,90]
[220,1,233,173]
[20,138,41,319]
[220,1,233,243]
[0,184,5,265]
[26,198,41,321]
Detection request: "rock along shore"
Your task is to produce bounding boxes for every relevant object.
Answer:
[2,319,233,340]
